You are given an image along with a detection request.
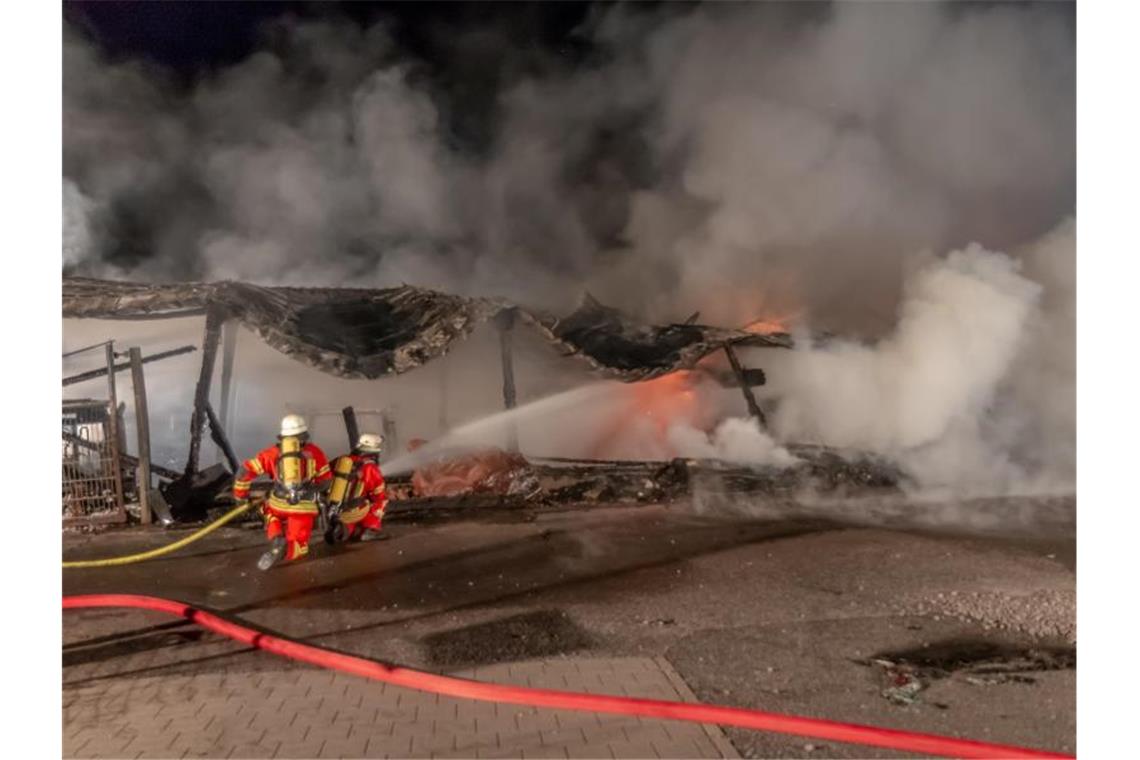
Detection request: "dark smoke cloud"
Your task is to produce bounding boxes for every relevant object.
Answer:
[63,2,1074,331]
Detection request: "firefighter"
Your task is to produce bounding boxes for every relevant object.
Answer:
[233,414,333,570]
[324,433,389,545]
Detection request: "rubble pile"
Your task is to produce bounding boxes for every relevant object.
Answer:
[410,448,540,499]
[684,445,906,502]
[374,446,903,521]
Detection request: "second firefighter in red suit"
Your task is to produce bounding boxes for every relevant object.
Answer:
[233,414,332,570]
[325,433,389,544]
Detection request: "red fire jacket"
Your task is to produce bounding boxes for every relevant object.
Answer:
[336,454,388,524]
[233,442,332,514]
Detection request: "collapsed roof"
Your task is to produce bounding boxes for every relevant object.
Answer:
[63,277,792,381]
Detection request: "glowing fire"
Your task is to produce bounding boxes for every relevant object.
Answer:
[586,306,800,460]
[631,371,703,433]
[590,371,711,459]
[741,310,799,334]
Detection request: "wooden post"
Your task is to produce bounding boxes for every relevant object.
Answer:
[342,406,360,450]
[723,342,767,428]
[496,308,519,452]
[204,401,240,473]
[183,307,224,478]
[104,342,126,515]
[217,320,238,464]
[128,347,152,524]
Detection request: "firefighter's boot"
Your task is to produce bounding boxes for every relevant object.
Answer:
[257,536,287,571]
[324,520,348,545]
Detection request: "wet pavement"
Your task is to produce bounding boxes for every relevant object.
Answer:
[63,500,1075,757]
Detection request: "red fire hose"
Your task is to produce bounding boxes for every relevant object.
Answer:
[63,594,1072,759]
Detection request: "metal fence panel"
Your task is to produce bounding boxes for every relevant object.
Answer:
[62,400,126,524]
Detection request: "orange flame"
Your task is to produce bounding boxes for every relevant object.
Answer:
[741,310,800,334]
[590,371,710,459]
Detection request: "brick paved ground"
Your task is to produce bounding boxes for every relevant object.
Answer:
[63,613,738,759]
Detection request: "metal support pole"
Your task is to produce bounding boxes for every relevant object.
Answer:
[64,345,196,386]
[723,342,767,428]
[496,309,519,452]
[104,342,126,516]
[128,347,152,524]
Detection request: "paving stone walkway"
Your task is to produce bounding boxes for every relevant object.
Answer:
[63,622,738,759]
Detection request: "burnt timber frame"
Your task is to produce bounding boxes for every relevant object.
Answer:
[723,342,767,428]
[103,343,126,520]
[182,305,225,479]
[128,347,152,524]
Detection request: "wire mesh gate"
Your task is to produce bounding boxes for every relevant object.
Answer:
[62,399,127,525]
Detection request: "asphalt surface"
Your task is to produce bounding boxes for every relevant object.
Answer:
[62,499,1075,758]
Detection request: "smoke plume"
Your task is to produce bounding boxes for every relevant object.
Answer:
[64,3,1073,323]
[63,3,1075,494]
[754,221,1074,495]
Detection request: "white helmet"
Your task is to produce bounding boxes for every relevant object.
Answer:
[356,432,384,455]
[280,414,309,437]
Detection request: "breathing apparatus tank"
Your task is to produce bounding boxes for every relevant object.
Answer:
[277,435,305,491]
[326,455,356,512]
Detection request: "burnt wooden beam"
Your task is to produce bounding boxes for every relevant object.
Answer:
[96,307,210,321]
[183,306,225,479]
[63,345,197,387]
[128,347,153,524]
[495,308,519,452]
[204,401,240,473]
[342,406,360,449]
[217,319,238,448]
[700,366,767,389]
[63,430,181,481]
[723,342,767,428]
[104,343,126,514]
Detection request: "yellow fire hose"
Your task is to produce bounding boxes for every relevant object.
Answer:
[62,501,257,569]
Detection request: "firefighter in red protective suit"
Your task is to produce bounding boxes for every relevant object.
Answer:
[233,414,332,570]
[324,433,389,545]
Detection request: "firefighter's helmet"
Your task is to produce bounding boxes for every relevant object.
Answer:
[280,414,309,437]
[356,433,384,455]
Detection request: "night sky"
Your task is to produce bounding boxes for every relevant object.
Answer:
[62,1,667,158]
[64,2,612,78]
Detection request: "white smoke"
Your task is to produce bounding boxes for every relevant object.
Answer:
[667,418,798,468]
[587,1,1074,331]
[751,221,1074,495]
[63,178,95,268]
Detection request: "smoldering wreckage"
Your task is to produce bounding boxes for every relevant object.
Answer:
[62,274,908,533]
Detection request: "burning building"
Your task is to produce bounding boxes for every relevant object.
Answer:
[63,274,905,523]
